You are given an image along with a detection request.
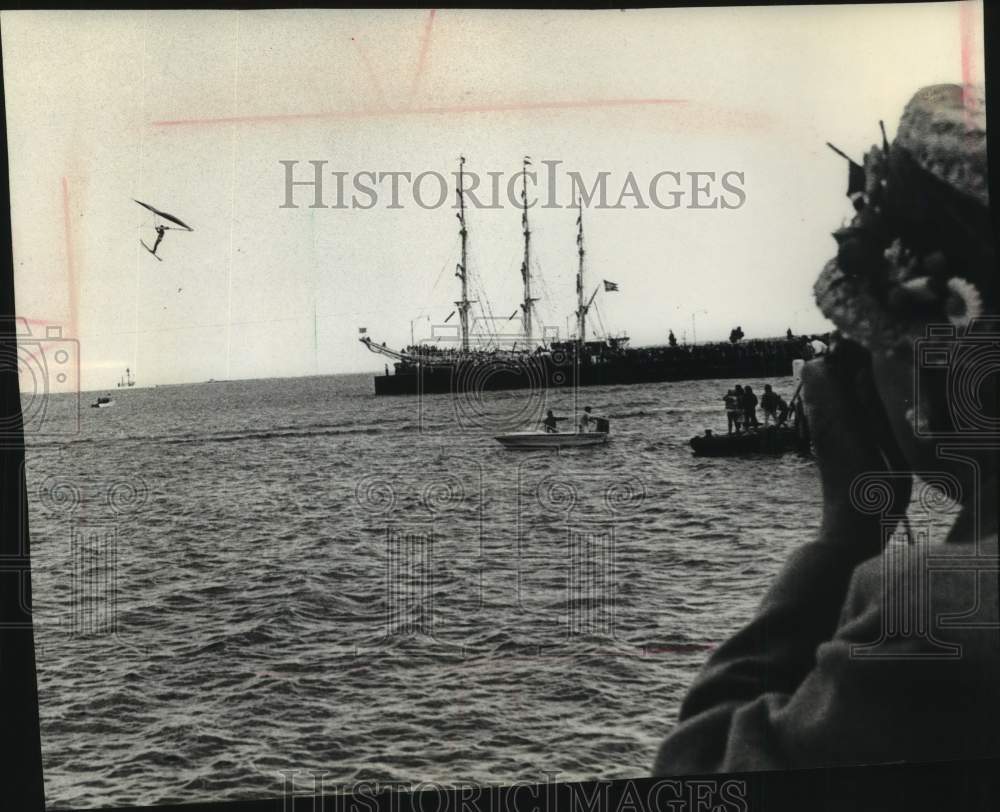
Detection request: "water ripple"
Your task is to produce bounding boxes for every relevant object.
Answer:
[27,372,822,808]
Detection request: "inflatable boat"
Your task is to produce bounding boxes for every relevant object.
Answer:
[689,425,807,457]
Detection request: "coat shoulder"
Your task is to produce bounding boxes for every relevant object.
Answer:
[838,532,999,658]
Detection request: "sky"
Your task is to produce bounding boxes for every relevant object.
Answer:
[2,4,986,391]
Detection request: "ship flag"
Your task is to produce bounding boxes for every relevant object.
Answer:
[358,327,367,334]
[603,280,619,292]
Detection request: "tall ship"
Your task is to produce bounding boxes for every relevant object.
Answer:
[361,158,812,396]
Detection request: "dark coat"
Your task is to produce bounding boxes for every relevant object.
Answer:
[653,500,1000,773]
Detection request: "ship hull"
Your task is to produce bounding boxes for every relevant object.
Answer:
[372,351,804,395]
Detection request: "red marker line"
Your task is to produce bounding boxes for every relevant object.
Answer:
[61,177,79,339]
[350,36,390,112]
[151,97,687,128]
[959,0,975,90]
[15,317,61,327]
[408,9,437,107]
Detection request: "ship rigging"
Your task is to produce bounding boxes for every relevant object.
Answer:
[359,157,615,370]
[358,157,810,395]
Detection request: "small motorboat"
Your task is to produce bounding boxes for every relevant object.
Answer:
[496,417,610,449]
[689,425,807,457]
[496,430,609,449]
[90,396,115,408]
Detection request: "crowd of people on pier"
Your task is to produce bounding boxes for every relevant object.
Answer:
[379,331,833,379]
[586,332,831,374]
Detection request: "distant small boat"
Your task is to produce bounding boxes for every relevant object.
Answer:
[90,396,115,409]
[689,425,806,457]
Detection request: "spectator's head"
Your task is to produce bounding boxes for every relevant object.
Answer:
[814,85,996,485]
[764,384,772,392]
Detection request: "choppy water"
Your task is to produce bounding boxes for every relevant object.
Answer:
[24,373,820,808]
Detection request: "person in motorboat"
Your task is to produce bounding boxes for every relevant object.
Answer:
[578,406,594,432]
[542,410,566,433]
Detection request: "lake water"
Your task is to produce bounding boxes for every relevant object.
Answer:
[23,372,820,808]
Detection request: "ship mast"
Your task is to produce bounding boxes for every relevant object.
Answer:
[575,199,586,343]
[520,157,536,347]
[455,156,471,353]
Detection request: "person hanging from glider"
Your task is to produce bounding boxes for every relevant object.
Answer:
[134,199,193,260]
[149,224,167,257]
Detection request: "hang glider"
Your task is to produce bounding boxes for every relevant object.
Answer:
[134,199,193,260]
[133,199,194,232]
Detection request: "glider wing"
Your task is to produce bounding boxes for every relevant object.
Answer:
[133,199,194,231]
